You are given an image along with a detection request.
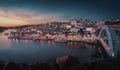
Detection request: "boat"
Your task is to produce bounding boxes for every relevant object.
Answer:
[4,33,9,35]
[55,39,66,43]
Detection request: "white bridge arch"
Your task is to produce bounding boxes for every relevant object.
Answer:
[98,25,120,57]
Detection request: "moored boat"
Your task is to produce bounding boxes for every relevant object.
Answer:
[4,33,9,35]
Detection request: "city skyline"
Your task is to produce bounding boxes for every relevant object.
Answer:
[0,0,120,27]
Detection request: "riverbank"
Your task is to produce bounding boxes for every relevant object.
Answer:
[0,29,98,64]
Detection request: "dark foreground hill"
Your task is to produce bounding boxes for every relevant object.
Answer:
[0,56,120,70]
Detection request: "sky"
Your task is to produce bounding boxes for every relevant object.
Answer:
[0,0,120,27]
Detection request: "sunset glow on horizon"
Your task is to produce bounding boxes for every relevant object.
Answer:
[0,8,65,27]
[0,16,28,27]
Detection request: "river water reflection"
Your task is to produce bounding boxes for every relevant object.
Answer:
[0,29,96,63]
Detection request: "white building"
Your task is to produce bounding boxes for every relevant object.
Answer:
[70,20,77,26]
[66,25,72,29]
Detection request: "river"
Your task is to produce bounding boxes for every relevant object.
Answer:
[0,29,97,63]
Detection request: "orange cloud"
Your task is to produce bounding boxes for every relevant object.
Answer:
[0,8,67,27]
[0,16,28,27]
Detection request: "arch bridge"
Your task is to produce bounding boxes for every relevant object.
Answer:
[98,25,120,57]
